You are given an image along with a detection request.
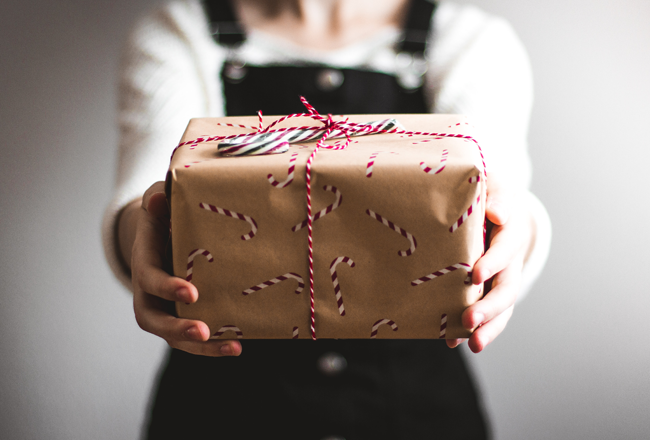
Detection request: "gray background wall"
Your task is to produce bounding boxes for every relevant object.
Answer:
[1,0,648,438]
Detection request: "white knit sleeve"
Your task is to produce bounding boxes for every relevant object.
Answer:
[101,0,225,290]
[426,2,551,300]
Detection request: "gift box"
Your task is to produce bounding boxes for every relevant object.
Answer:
[167,113,486,339]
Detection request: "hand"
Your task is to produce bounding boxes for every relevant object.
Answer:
[447,172,536,353]
[127,181,242,357]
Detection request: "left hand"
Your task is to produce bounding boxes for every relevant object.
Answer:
[447,172,536,353]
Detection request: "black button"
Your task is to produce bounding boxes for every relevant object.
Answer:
[316,69,344,92]
[317,352,347,376]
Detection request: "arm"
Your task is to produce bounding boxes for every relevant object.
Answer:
[104,1,239,356]
[118,182,241,356]
[427,4,552,351]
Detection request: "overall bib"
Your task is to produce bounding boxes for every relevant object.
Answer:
[147,2,489,439]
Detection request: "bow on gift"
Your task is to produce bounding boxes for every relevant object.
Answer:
[174,97,487,340]
[217,109,404,156]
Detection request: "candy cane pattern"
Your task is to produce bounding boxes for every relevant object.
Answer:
[365,209,417,256]
[267,152,298,188]
[370,319,398,339]
[439,314,448,338]
[198,203,258,240]
[242,272,305,295]
[420,149,448,174]
[469,175,481,183]
[366,151,398,177]
[292,326,299,339]
[329,256,355,316]
[292,185,342,232]
[186,249,214,282]
[213,325,243,339]
[411,263,472,286]
[449,194,481,233]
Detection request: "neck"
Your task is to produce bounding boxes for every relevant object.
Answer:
[236,0,409,51]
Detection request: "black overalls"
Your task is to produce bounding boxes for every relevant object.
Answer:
[147,1,489,439]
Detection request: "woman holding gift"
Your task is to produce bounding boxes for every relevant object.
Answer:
[103,0,551,438]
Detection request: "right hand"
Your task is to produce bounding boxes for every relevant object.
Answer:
[128,181,242,357]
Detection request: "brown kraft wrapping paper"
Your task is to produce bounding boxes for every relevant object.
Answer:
[168,114,486,340]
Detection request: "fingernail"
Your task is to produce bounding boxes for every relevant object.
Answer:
[478,268,491,282]
[176,287,193,303]
[488,201,509,223]
[184,326,201,340]
[220,344,233,356]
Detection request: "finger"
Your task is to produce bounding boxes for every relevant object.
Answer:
[463,259,522,331]
[472,223,524,285]
[133,290,206,342]
[133,292,242,357]
[446,338,466,349]
[132,217,196,303]
[467,305,514,353]
[134,258,197,303]
[141,181,166,211]
[147,191,170,220]
[174,339,243,357]
[485,172,511,226]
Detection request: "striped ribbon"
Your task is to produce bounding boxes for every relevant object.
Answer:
[174,97,487,340]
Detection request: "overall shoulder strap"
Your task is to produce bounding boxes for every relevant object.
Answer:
[397,0,437,55]
[203,0,246,47]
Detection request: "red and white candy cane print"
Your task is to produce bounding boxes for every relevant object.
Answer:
[468,175,481,183]
[449,194,481,233]
[329,256,356,316]
[198,202,258,240]
[213,325,243,339]
[267,152,299,188]
[242,272,305,295]
[411,263,472,286]
[292,185,342,232]
[370,319,399,339]
[186,249,214,282]
[439,313,448,338]
[366,151,398,178]
[292,326,299,339]
[365,209,417,256]
[420,149,449,174]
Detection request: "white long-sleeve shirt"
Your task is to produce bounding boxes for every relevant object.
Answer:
[102,0,551,298]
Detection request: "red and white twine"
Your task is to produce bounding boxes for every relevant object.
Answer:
[292,185,342,232]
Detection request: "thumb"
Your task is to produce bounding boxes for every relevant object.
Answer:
[485,172,511,226]
[141,181,169,219]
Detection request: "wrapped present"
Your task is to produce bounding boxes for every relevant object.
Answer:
[167,110,486,340]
